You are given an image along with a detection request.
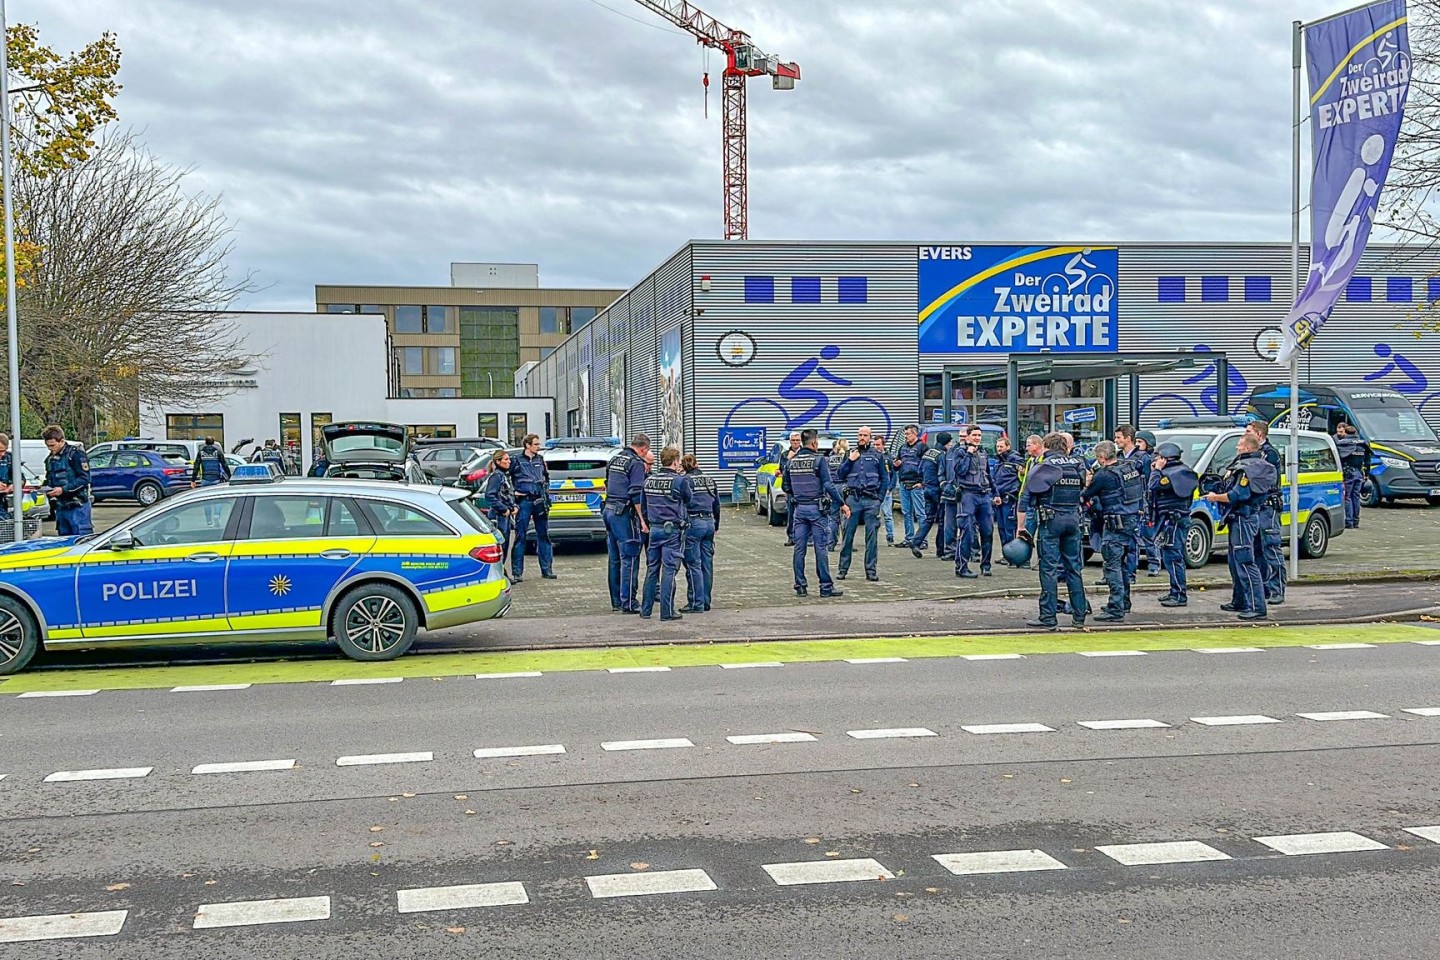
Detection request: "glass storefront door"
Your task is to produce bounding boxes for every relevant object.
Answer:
[924,373,1107,443]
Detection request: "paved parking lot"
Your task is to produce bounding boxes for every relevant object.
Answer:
[79,498,1440,621]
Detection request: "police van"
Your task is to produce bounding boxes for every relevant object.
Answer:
[1151,425,1345,569]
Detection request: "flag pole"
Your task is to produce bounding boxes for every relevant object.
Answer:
[0,0,25,542]
[1288,18,1303,580]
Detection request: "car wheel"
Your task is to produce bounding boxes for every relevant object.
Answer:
[134,481,164,507]
[1428,495,1440,508]
[0,595,40,675]
[1184,517,1212,570]
[332,583,418,662]
[1361,480,1381,509]
[767,490,785,526]
[1300,513,1329,559]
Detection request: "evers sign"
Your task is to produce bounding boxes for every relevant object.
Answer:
[918,245,1119,355]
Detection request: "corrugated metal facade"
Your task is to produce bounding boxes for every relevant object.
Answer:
[519,240,1440,490]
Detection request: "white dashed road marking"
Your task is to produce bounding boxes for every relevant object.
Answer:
[962,723,1055,735]
[0,910,128,944]
[1077,719,1170,731]
[962,654,1025,661]
[43,767,152,783]
[335,752,433,767]
[932,849,1068,875]
[1253,832,1388,856]
[16,690,98,698]
[607,667,671,674]
[474,744,566,759]
[397,882,529,913]
[193,896,331,929]
[1190,715,1283,726]
[1095,841,1231,866]
[1193,647,1264,654]
[1078,650,1147,658]
[331,678,403,686]
[192,759,296,775]
[726,733,817,745]
[600,738,693,751]
[846,727,937,740]
[1306,643,1376,650]
[763,858,894,886]
[1402,826,1440,845]
[1413,639,1440,646]
[1296,711,1389,722]
[1404,707,1440,716]
[586,869,717,899]
[172,684,252,692]
[719,662,783,669]
[474,671,542,679]
[844,657,908,664]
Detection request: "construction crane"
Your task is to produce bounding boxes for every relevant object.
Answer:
[631,1,800,240]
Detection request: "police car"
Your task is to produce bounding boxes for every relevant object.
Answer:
[1151,426,1344,568]
[540,438,622,541]
[755,432,842,526]
[0,465,512,674]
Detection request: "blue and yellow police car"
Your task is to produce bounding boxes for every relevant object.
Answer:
[0,466,511,674]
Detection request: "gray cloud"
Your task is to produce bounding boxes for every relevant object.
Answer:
[36,0,1355,307]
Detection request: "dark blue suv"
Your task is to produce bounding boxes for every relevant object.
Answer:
[89,449,192,506]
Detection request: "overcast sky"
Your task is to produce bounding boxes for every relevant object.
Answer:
[38,0,1368,309]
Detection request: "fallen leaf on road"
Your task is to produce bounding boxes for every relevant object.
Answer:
[907,783,920,788]
[370,842,384,848]
[465,810,477,816]
[387,797,399,803]
[630,862,649,871]
[1060,778,1072,784]
[205,880,217,885]
[9,882,23,887]
[804,838,821,845]
[1001,774,1015,780]
[105,883,131,892]
[825,851,840,857]
[894,914,909,922]
[850,788,862,794]
[447,926,466,934]
[402,792,416,798]
[1118,918,1132,925]
[181,873,195,879]
[925,887,940,894]
[495,840,513,847]
[369,826,384,833]
[586,850,600,861]
[454,795,468,801]
[371,853,381,862]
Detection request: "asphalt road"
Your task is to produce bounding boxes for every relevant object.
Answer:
[5,637,1440,957]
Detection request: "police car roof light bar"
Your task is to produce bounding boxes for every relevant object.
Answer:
[229,463,283,484]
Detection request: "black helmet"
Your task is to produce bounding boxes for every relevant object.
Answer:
[1155,441,1183,460]
[1001,536,1033,567]
[1136,430,1158,449]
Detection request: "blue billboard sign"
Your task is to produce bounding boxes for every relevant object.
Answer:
[917,245,1119,355]
[718,426,767,470]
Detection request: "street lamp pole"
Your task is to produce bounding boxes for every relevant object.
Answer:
[0,0,25,542]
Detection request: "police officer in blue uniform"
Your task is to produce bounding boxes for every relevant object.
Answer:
[1203,434,1278,620]
[949,424,995,578]
[0,433,13,522]
[484,449,518,576]
[1246,420,1286,605]
[825,439,850,542]
[909,433,948,559]
[308,452,329,477]
[1115,425,1157,581]
[639,446,693,621]
[836,425,887,582]
[1017,433,1088,630]
[788,429,849,597]
[604,434,650,612]
[1335,421,1372,529]
[42,425,93,536]
[1082,441,1144,622]
[1149,441,1199,607]
[680,453,720,613]
[509,433,557,582]
[892,425,928,547]
[191,436,232,527]
[991,435,1024,556]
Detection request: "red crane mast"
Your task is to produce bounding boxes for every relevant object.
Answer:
[631,1,800,240]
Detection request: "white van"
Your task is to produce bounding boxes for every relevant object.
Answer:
[14,440,52,479]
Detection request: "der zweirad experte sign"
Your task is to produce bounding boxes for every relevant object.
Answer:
[918,245,1119,355]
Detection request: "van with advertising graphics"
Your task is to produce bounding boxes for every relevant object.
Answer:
[1247,384,1440,507]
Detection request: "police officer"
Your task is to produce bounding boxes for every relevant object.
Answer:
[509,434,557,583]
[1082,441,1144,622]
[484,449,518,577]
[789,429,849,598]
[909,432,948,559]
[261,439,285,471]
[42,425,93,537]
[825,438,850,539]
[0,432,14,522]
[937,433,961,561]
[1149,441,1199,608]
[1011,434,1044,567]
[1335,421,1372,530]
[950,425,995,578]
[604,434,650,613]
[1203,434,1278,620]
[639,446,693,621]
[680,453,720,613]
[780,431,802,546]
[992,435,1024,556]
[1115,425,1157,581]
[1017,432,1088,630]
[892,425,928,547]
[190,436,231,527]
[1245,420,1286,605]
[836,425,887,582]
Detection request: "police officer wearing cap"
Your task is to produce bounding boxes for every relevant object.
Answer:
[950,425,995,579]
[992,435,1024,557]
[1244,420,1286,605]
[1017,432,1088,630]
[639,445,693,621]
[909,432,948,559]
[1082,441,1144,622]
[836,425,887,582]
[1149,441,1199,607]
[604,433,650,612]
[789,429,849,598]
[1203,434,1278,620]
[680,453,720,613]
[1335,421,1371,529]
[510,434,557,582]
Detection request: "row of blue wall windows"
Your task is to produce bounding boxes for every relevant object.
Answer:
[744,276,869,305]
[1158,275,1439,304]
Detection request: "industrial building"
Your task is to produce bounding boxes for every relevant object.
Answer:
[515,239,1440,489]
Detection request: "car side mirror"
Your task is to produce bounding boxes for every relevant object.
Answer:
[108,529,136,551]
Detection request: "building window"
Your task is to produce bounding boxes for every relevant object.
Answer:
[1388,277,1414,302]
[572,306,597,329]
[279,413,302,473]
[402,346,424,375]
[166,413,224,448]
[310,413,332,459]
[407,424,457,439]
[460,306,519,398]
[1244,277,1272,302]
[744,276,775,304]
[508,413,528,446]
[1158,277,1186,303]
[436,387,458,398]
[324,304,355,314]
[540,306,562,334]
[425,305,451,333]
[359,304,383,315]
[395,305,423,333]
[1200,276,1229,303]
[540,347,556,359]
[478,413,500,439]
[434,347,456,375]
[791,277,822,304]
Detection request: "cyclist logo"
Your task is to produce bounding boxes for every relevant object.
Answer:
[1138,343,1249,418]
[1364,343,1428,395]
[722,345,892,435]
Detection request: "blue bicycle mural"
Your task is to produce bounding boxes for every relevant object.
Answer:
[722,345,894,437]
[1364,343,1440,416]
[1137,344,1251,418]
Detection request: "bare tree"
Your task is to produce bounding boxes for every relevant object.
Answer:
[6,132,258,441]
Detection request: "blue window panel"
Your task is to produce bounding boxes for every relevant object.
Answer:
[1387,277,1414,302]
[1244,276,1272,302]
[1346,276,1372,302]
[1157,277,1186,303]
[838,276,868,304]
[1429,278,1440,303]
[1200,276,1230,303]
[744,276,775,304]
[791,276,822,304]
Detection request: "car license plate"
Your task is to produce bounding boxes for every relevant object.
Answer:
[1431,488,1440,497]
[554,492,589,503]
